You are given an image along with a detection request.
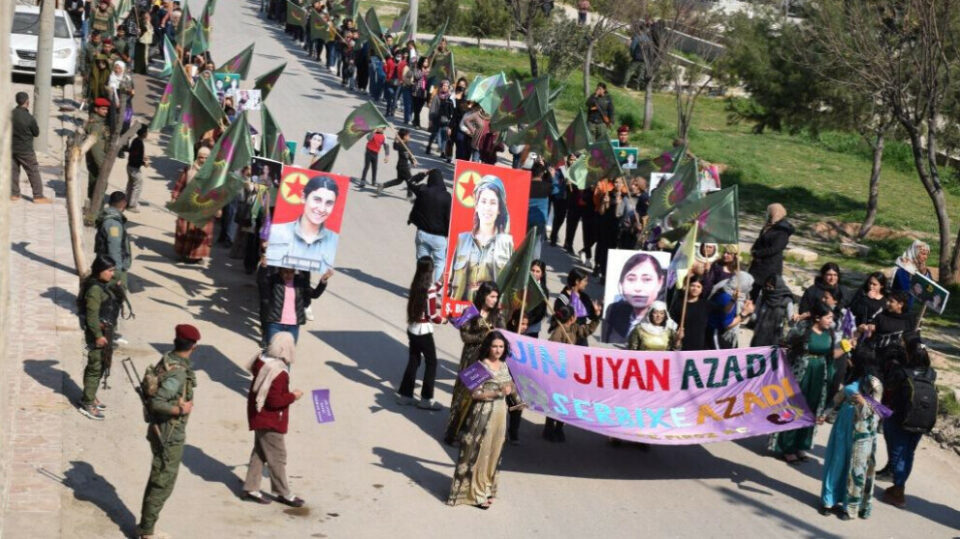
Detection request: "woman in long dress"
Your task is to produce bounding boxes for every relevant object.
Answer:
[172,147,215,263]
[819,351,883,520]
[448,331,515,508]
[444,282,504,445]
[769,302,841,463]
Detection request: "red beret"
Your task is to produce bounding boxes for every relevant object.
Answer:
[102,37,113,45]
[93,98,111,108]
[617,125,630,134]
[175,324,201,342]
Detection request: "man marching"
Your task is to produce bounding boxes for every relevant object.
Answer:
[137,324,201,539]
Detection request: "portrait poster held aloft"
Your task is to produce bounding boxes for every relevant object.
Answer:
[265,166,351,273]
[252,156,282,199]
[442,160,531,316]
[602,250,672,345]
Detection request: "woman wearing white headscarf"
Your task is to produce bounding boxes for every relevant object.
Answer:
[242,332,306,508]
[107,60,134,107]
[891,239,931,310]
[626,301,678,351]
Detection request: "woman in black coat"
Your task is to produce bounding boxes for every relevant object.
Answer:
[748,203,795,301]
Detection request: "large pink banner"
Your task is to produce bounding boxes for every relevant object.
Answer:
[502,331,814,445]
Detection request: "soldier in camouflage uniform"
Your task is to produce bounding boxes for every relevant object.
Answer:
[136,324,201,539]
[78,255,120,420]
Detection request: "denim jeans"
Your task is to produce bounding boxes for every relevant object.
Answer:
[369,57,385,101]
[266,322,300,344]
[400,87,413,124]
[415,230,447,283]
[384,85,398,116]
[883,420,924,487]
[326,42,338,68]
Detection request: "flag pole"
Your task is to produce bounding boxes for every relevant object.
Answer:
[677,223,698,347]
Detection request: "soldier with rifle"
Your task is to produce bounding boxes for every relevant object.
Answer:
[78,255,121,420]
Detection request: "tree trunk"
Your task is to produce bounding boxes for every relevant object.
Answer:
[527,43,539,77]
[902,124,955,285]
[583,40,595,99]
[857,131,884,240]
[642,79,654,130]
[66,133,98,280]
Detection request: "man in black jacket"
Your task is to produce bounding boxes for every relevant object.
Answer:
[408,169,451,283]
[748,203,795,301]
[11,93,50,203]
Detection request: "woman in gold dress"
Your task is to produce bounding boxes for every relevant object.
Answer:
[448,331,515,508]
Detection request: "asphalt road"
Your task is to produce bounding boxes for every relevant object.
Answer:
[53,1,960,537]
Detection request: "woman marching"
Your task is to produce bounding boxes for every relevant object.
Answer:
[447,331,517,509]
[444,282,504,445]
[769,302,844,464]
[542,303,601,442]
[396,257,444,410]
[171,147,215,263]
[626,301,678,351]
[818,348,883,520]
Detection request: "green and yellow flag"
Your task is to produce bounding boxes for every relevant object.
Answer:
[562,109,593,153]
[425,19,448,60]
[665,185,739,245]
[166,94,197,164]
[584,140,623,187]
[193,77,225,131]
[159,34,178,78]
[261,104,291,164]
[364,7,383,39]
[176,3,192,46]
[149,61,192,131]
[666,222,699,290]
[254,63,287,101]
[497,229,546,325]
[433,50,455,82]
[566,154,588,189]
[167,114,254,226]
[647,158,701,223]
[216,43,255,79]
[490,81,525,131]
[507,110,560,156]
[200,0,216,43]
[338,101,389,150]
[465,72,507,115]
[287,1,307,27]
[357,15,390,59]
[309,144,341,173]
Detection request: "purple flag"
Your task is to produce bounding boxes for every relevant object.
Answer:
[840,309,856,339]
[450,304,479,329]
[312,389,335,423]
[459,362,492,392]
[863,394,894,419]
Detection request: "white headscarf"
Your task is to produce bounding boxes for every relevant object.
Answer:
[108,60,126,90]
[895,239,930,275]
[639,300,677,335]
[249,332,297,412]
[695,243,720,265]
[186,146,212,182]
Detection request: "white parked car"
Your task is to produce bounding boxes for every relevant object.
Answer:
[10,5,79,85]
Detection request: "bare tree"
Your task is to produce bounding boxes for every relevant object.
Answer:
[504,0,553,77]
[809,0,960,284]
[579,0,637,98]
[671,53,715,141]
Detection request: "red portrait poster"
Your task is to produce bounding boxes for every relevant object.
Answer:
[442,160,531,316]
[265,165,350,273]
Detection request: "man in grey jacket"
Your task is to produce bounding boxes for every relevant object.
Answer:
[11,92,50,203]
[95,192,132,285]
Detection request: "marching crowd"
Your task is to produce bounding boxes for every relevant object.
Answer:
[8,0,946,535]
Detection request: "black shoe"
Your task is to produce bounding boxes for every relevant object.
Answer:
[277,495,305,508]
[837,512,852,521]
[242,491,271,505]
[818,504,831,516]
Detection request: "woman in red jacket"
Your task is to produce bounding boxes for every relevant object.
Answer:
[242,332,305,507]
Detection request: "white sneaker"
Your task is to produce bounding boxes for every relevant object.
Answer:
[417,398,442,410]
[305,307,315,321]
[114,336,129,345]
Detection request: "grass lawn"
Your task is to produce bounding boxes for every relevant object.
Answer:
[451,45,960,322]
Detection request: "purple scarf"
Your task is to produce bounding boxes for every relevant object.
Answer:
[570,291,587,319]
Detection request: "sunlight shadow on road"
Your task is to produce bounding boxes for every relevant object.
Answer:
[38,461,138,537]
[371,446,453,503]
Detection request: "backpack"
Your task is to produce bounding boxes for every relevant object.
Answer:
[141,356,183,400]
[900,366,938,433]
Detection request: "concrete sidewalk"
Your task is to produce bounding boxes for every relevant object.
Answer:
[0,79,89,537]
